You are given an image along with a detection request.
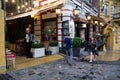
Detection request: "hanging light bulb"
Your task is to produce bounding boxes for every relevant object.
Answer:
[29,7,32,10]
[17,6,20,10]
[12,0,15,3]
[87,15,91,20]
[25,2,28,6]
[10,13,14,15]
[5,0,8,2]
[21,4,25,8]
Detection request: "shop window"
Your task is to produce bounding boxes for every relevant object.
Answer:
[43,19,57,42]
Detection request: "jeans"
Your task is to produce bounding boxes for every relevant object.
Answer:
[65,48,73,65]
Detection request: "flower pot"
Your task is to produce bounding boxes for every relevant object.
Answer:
[73,47,80,57]
[48,46,59,54]
[31,48,45,58]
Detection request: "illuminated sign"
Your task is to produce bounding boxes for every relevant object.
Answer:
[40,0,58,6]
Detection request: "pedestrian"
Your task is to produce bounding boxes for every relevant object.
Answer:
[89,37,99,62]
[79,36,89,60]
[24,27,35,58]
[64,33,73,66]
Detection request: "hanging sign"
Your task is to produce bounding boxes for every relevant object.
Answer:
[40,0,57,6]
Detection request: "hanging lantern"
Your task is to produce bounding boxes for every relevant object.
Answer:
[55,8,61,15]
[73,8,80,15]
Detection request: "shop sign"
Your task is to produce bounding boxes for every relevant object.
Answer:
[40,0,58,6]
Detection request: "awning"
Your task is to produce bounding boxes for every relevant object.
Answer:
[6,10,38,20]
[91,15,105,22]
[74,13,88,23]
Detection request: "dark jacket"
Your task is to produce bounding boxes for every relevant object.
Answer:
[64,37,72,50]
[80,40,89,51]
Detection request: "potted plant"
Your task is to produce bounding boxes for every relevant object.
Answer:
[73,37,82,57]
[48,41,59,54]
[31,41,45,58]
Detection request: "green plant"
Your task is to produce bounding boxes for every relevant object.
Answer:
[31,41,43,48]
[50,41,58,46]
[73,37,82,48]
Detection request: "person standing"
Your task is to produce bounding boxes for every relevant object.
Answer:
[24,28,34,58]
[64,33,73,66]
[89,37,99,62]
[79,36,89,60]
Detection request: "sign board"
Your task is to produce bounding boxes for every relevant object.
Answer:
[34,0,65,9]
[0,9,6,73]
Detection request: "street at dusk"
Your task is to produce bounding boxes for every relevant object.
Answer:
[0,0,120,80]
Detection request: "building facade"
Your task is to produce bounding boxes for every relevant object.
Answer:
[100,0,120,50]
[6,0,100,48]
[0,0,6,74]
[0,0,102,73]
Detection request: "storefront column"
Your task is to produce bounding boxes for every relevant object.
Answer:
[57,4,74,48]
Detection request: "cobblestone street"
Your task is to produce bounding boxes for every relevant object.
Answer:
[1,58,120,80]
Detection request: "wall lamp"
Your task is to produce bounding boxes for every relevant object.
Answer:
[87,15,91,20]
[73,8,80,15]
[94,21,98,25]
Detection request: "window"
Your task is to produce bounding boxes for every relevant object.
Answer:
[104,4,108,16]
[111,5,116,15]
[87,0,94,6]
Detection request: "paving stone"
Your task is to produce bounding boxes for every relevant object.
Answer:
[1,59,120,80]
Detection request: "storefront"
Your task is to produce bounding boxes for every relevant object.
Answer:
[3,0,105,72]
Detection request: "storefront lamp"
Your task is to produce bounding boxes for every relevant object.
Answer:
[87,15,91,20]
[73,9,80,15]
[5,0,8,2]
[31,14,35,18]
[100,22,103,26]
[95,21,98,24]
[55,8,61,15]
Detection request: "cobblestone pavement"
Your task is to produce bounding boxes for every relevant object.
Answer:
[1,58,120,80]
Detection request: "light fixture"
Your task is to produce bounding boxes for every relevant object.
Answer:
[21,5,25,8]
[18,10,20,13]
[100,22,103,26]
[31,14,35,18]
[87,15,91,20]
[112,28,115,32]
[29,7,32,10]
[10,13,14,15]
[5,0,8,2]
[17,6,20,10]
[25,2,28,6]
[12,0,15,3]
[82,24,87,28]
[55,8,61,15]
[95,21,98,24]
[73,8,80,15]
